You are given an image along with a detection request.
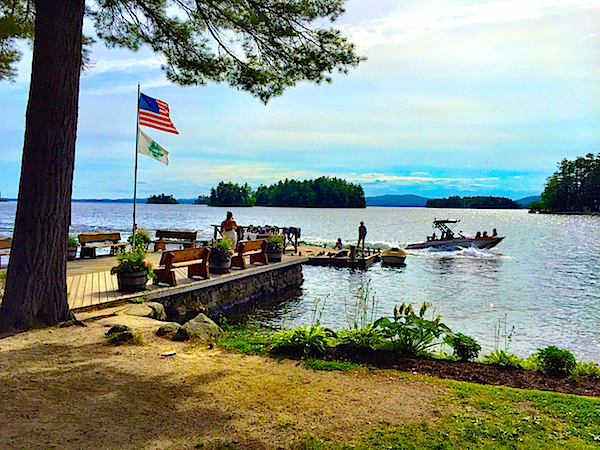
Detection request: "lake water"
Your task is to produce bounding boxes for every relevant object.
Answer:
[1,201,599,362]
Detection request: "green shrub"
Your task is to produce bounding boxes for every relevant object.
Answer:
[445,332,481,362]
[336,325,383,350]
[482,350,524,368]
[271,324,333,356]
[266,234,285,251]
[128,228,152,249]
[534,346,576,374]
[571,361,600,377]
[373,302,452,356]
[67,236,79,247]
[210,239,233,264]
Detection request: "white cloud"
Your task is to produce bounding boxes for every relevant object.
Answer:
[344,0,600,50]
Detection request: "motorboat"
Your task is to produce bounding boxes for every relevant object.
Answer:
[381,247,407,266]
[405,219,504,251]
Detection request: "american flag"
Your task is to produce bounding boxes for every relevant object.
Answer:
[138,93,179,134]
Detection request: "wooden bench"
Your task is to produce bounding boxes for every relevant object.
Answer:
[78,232,127,259]
[153,247,210,286]
[231,239,268,270]
[0,237,11,268]
[152,230,197,252]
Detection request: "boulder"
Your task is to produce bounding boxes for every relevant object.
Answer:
[156,322,181,337]
[106,324,131,335]
[146,302,167,321]
[172,313,223,341]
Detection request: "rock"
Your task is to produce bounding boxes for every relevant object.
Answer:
[156,322,181,337]
[106,324,131,335]
[109,330,136,344]
[120,304,153,318]
[172,313,222,341]
[146,302,167,321]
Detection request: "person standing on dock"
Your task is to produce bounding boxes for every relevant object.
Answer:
[358,221,367,253]
[221,211,239,248]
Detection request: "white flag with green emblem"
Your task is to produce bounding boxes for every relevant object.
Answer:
[137,128,169,165]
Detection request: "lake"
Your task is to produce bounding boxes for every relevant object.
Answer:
[1,201,599,362]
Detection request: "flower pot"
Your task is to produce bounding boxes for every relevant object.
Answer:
[209,255,231,274]
[67,246,78,261]
[266,249,283,263]
[116,270,148,292]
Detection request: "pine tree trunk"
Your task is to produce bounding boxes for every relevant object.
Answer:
[0,0,85,329]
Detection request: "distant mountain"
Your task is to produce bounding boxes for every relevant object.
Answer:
[366,194,431,207]
[516,195,541,207]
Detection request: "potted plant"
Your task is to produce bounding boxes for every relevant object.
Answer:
[128,228,152,250]
[209,239,232,274]
[266,235,285,263]
[67,236,79,261]
[110,246,155,292]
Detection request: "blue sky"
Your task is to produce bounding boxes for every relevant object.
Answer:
[1,0,599,200]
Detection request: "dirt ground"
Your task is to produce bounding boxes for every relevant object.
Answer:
[0,309,447,450]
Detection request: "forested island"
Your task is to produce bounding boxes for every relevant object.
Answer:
[426,196,521,209]
[147,194,178,204]
[203,177,366,207]
[529,153,600,213]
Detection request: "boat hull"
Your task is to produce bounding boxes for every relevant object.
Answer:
[405,236,504,251]
[381,248,407,266]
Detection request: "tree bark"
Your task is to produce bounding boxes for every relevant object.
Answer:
[0,0,84,329]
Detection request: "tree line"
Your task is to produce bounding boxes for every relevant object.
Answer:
[426,196,521,209]
[530,153,600,213]
[203,177,366,208]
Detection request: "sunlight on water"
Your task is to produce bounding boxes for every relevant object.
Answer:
[1,202,599,362]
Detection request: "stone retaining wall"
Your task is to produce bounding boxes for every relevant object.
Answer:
[157,263,304,323]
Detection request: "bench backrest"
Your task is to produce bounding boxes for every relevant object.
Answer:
[0,237,11,250]
[156,230,197,241]
[236,239,267,254]
[160,247,209,266]
[78,232,122,245]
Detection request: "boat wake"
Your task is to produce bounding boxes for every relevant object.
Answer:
[405,246,503,259]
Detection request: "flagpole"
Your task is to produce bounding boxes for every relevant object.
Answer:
[132,83,141,242]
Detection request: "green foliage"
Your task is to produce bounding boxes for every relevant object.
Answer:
[303,359,360,372]
[336,325,384,350]
[271,324,333,356]
[572,361,600,377]
[128,297,145,304]
[266,234,285,251]
[445,333,482,362]
[534,346,576,374]
[67,236,79,247]
[147,193,177,204]
[540,153,600,212]
[426,196,522,209]
[254,176,366,207]
[194,195,210,204]
[127,228,152,248]
[218,326,272,355]
[482,350,524,369]
[373,302,452,356]
[110,247,155,280]
[210,239,233,264]
[209,182,254,206]
[89,0,363,103]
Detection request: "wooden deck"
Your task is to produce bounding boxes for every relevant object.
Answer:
[65,251,307,311]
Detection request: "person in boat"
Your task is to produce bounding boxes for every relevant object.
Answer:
[475,231,481,238]
[482,231,488,238]
[431,232,437,240]
[358,221,367,252]
[492,228,498,237]
[333,238,343,249]
[220,211,239,247]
